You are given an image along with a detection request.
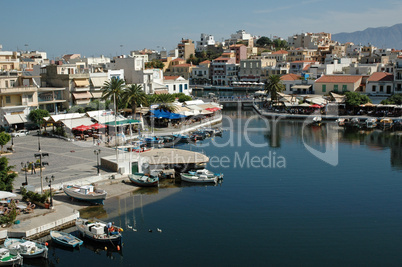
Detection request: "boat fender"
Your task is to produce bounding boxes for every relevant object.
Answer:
[117,245,120,251]
[45,242,48,246]
[119,228,123,232]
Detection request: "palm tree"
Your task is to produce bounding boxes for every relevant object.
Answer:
[264,75,285,103]
[121,84,147,118]
[101,77,125,110]
[155,93,177,113]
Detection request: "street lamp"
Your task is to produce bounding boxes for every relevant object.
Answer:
[94,149,101,175]
[35,152,49,193]
[45,175,55,207]
[37,130,41,151]
[20,162,29,186]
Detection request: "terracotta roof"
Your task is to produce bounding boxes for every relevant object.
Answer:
[315,75,362,83]
[281,74,301,81]
[214,57,230,61]
[367,72,394,82]
[172,64,192,68]
[272,50,288,55]
[302,64,311,71]
[230,44,245,48]
[164,76,181,80]
[200,60,211,64]
[172,58,185,62]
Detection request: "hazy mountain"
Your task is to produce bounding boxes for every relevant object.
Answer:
[332,23,402,49]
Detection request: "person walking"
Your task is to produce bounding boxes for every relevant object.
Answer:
[31,161,36,174]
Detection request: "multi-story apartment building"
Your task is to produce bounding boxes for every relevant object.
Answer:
[40,63,90,108]
[211,57,238,86]
[239,58,276,82]
[229,44,247,64]
[0,51,20,71]
[287,48,318,62]
[289,60,318,75]
[196,34,216,52]
[177,39,195,60]
[288,32,331,49]
[394,57,402,94]
[190,60,211,85]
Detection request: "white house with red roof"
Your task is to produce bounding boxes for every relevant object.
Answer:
[163,76,190,95]
[314,75,363,95]
[366,72,394,95]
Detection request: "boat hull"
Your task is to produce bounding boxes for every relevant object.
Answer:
[180,173,217,183]
[0,254,23,266]
[128,174,159,187]
[63,185,107,205]
[76,218,122,245]
[50,231,83,248]
[4,238,48,259]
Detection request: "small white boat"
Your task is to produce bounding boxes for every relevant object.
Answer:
[76,218,122,245]
[50,231,83,248]
[312,116,322,125]
[180,169,223,184]
[63,184,107,205]
[0,248,23,266]
[4,238,48,259]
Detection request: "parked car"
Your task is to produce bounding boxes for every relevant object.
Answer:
[11,129,30,137]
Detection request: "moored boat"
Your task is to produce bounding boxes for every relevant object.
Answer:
[50,231,83,248]
[4,238,48,259]
[180,169,223,184]
[76,218,122,245]
[128,173,159,187]
[0,248,23,266]
[63,184,107,205]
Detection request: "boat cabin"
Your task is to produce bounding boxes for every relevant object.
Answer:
[79,185,94,194]
[20,241,36,253]
[0,248,10,259]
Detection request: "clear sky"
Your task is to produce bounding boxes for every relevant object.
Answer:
[1,0,401,58]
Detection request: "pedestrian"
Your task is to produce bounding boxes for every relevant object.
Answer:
[31,161,36,174]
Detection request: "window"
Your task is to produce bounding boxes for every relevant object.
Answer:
[333,84,338,92]
[322,84,326,93]
[173,85,176,91]
[185,84,188,90]
[6,96,11,103]
[380,86,384,92]
[5,81,8,88]
[372,85,376,92]
[27,94,33,102]
[342,85,347,92]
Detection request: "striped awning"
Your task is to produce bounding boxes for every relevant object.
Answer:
[73,92,92,99]
[74,78,90,87]
[91,92,103,98]
[91,77,108,87]
[4,114,27,124]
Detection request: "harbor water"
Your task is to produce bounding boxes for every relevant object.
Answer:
[31,109,402,266]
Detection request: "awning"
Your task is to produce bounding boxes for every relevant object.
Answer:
[91,92,103,98]
[104,119,141,126]
[155,90,169,95]
[74,78,90,87]
[73,92,92,99]
[90,77,108,87]
[291,85,311,89]
[60,117,94,130]
[0,191,17,199]
[4,114,27,124]
[205,107,221,112]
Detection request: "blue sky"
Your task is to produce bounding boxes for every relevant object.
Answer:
[2,0,401,58]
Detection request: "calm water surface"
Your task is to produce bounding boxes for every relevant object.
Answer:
[30,109,402,267]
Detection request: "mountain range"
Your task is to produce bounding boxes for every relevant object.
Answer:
[332,23,402,49]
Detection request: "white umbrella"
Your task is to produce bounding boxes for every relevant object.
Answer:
[0,191,17,199]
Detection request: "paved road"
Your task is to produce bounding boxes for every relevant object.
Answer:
[5,134,117,190]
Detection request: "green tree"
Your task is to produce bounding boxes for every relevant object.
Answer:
[173,93,192,103]
[0,132,11,153]
[381,93,402,105]
[154,93,177,112]
[345,92,372,106]
[256,36,272,47]
[145,60,165,69]
[273,39,288,49]
[28,109,50,127]
[264,75,285,103]
[0,157,17,191]
[121,84,147,117]
[102,77,126,113]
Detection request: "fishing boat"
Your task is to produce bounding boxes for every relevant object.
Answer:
[200,127,223,136]
[128,173,159,187]
[173,133,191,143]
[379,118,393,130]
[311,116,322,125]
[336,118,346,126]
[4,238,48,259]
[63,184,107,205]
[144,136,164,145]
[0,248,23,266]
[50,231,83,248]
[364,118,377,129]
[76,218,122,245]
[180,169,223,184]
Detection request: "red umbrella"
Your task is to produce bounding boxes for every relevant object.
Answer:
[205,107,221,112]
[73,125,92,131]
[309,104,323,108]
[91,123,107,130]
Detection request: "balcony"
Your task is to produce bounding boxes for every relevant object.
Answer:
[0,86,37,95]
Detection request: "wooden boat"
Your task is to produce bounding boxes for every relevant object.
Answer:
[63,184,107,205]
[76,218,122,245]
[0,248,23,266]
[50,231,83,248]
[128,173,159,187]
[4,238,48,259]
[180,169,223,184]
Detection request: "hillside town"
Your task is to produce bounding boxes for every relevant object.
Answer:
[1,29,402,131]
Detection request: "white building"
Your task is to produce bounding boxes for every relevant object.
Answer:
[196,33,216,52]
[163,76,190,95]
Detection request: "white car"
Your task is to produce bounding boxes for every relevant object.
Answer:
[11,130,29,137]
